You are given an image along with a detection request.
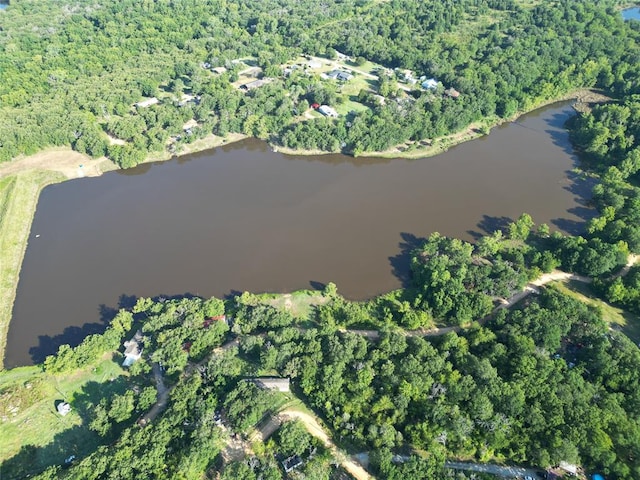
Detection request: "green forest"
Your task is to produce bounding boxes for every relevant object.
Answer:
[5,92,640,477]
[3,0,640,479]
[1,0,640,165]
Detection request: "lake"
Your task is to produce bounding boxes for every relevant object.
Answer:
[622,7,640,21]
[5,102,595,367]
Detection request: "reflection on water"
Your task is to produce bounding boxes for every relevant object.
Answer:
[6,102,595,367]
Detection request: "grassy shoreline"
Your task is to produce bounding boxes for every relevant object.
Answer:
[0,171,66,370]
[0,88,610,370]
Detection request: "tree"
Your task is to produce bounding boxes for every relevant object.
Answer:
[508,213,534,241]
[275,420,313,456]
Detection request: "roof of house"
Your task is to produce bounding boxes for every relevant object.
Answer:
[241,78,270,90]
[282,455,303,473]
[444,87,460,98]
[326,70,353,81]
[421,78,438,89]
[123,330,143,366]
[318,105,338,117]
[135,97,159,108]
[559,462,578,474]
[57,402,72,415]
[253,377,290,392]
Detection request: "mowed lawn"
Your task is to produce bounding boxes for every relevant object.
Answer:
[0,358,127,475]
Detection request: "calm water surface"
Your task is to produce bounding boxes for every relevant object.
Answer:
[622,7,640,20]
[6,102,594,366]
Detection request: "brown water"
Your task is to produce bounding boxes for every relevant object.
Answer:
[5,102,594,366]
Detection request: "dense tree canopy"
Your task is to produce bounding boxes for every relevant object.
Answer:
[1,0,639,165]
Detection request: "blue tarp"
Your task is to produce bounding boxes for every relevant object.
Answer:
[592,474,605,480]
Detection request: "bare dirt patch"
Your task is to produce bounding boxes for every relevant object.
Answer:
[0,148,114,181]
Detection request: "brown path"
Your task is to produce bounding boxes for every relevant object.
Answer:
[138,362,169,426]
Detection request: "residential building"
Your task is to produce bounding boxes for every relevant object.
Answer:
[318,105,338,117]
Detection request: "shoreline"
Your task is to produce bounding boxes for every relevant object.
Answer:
[0,87,611,370]
[276,88,612,159]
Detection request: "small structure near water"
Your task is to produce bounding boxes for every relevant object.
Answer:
[122,330,144,367]
[57,402,72,416]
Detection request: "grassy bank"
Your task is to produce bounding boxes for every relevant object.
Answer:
[0,357,126,473]
[0,171,67,370]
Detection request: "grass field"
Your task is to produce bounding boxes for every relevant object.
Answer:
[0,170,65,370]
[258,289,329,320]
[552,280,640,344]
[0,358,127,475]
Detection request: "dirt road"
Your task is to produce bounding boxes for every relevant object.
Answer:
[138,362,169,426]
[261,410,374,480]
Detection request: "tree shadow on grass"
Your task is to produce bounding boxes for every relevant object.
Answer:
[0,377,131,479]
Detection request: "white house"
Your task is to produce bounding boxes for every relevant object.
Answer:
[123,331,143,367]
[318,105,338,117]
[421,78,439,90]
[57,402,72,416]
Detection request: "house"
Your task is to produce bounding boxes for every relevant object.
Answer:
[282,455,303,473]
[421,78,438,90]
[326,70,353,82]
[122,330,143,367]
[559,462,579,476]
[135,97,159,108]
[211,66,227,74]
[253,377,290,392]
[57,402,72,416]
[318,105,338,118]
[395,68,416,84]
[444,87,460,98]
[240,79,270,91]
